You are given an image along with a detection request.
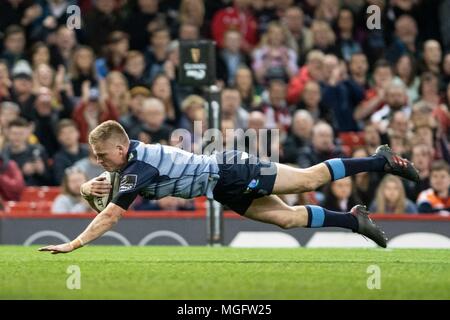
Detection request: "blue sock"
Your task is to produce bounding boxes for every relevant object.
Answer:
[305,205,358,231]
[325,157,386,181]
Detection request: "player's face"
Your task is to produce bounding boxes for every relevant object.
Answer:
[92,140,127,172]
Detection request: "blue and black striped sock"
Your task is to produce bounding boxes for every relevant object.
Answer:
[305,205,358,231]
[324,157,386,181]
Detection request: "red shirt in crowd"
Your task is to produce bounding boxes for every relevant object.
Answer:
[0,159,25,202]
[211,4,258,53]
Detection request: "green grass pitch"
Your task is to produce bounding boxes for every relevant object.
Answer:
[0,246,449,299]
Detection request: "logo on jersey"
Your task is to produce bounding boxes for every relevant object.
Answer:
[244,179,259,194]
[119,174,137,192]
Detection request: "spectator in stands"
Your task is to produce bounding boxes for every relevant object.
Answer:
[32,63,55,91]
[72,146,103,180]
[179,94,205,134]
[218,30,250,87]
[394,54,420,104]
[321,54,365,132]
[72,83,119,143]
[178,22,200,41]
[145,26,171,82]
[0,137,25,206]
[51,167,91,214]
[297,121,345,168]
[211,0,258,54]
[252,22,298,85]
[356,1,387,66]
[49,26,77,69]
[23,86,62,157]
[52,119,89,185]
[29,42,51,70]
[83,0,124,54]
[349,52,369,89]
[404,143,433,202]
[335,7,362,62]
[130,97,173,145]
[96,31,129,79]
[258,79,291,134]
[123,0,161,51]
[351,147,381,208]
[105,71,130,116]
[9,61,34,113]
[315,0,340,23]
[411,123,436,158]
[353,59,394,122]
[442,53,450,89]
[321,177,361,212]
[234,65,261,111]
[416,72,441,109]
[30,0,74,42]
[123,50,149,89]
[250,0,278,35]
[282,110,314,164]
[385,14,419,63]
[119,85,151,135]
[441,82,450,136]
[370,175,418,214]
[419,39,442,75]
[415,73,450,137]
[0,1,41,34]
[416,160,450,215]
[69,46,98,99]
[0,101,20,134]
[281,6,313,65]
[363,122,382,155]
[287,50,324,105]
[295,80,326,122]
[150,73,181,127]
[6,118,51,186]
[0,61,11,103]
[310,20,339,57]
[245,110,279,161]
[0,25,26,70]
[370,82,410,134]
[178,0,205,31]
[221,87,249,130]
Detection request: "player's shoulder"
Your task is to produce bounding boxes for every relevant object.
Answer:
[127,140,161,161]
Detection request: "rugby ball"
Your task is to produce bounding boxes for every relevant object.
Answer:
[88,171,120,213]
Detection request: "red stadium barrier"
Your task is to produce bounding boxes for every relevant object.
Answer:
[20,187,61,202]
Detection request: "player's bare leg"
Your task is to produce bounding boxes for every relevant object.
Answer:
[271,144,419,195]
[244,195,388,248]
[244,195,309,229]
[271,163,331,194]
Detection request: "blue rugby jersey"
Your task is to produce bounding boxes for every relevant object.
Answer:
[111,140,220,210]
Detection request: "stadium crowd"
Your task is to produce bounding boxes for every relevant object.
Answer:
[0,0,449,215]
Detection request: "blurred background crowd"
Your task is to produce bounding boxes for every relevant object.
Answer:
[0,0,448,215]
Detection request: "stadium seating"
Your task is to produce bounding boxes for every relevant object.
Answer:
[338,132,365,156]
[20,187,61,202]
[5,200,53,213]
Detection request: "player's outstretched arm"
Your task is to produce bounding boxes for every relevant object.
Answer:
[38,203,125,254]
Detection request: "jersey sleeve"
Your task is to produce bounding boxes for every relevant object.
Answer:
[111,161,159,210]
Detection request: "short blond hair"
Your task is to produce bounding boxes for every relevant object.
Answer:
[181,94,205,112]
[88,120,129,146]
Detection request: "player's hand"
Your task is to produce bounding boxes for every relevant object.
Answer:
[38,243,74,254]
[81,176,112,197]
